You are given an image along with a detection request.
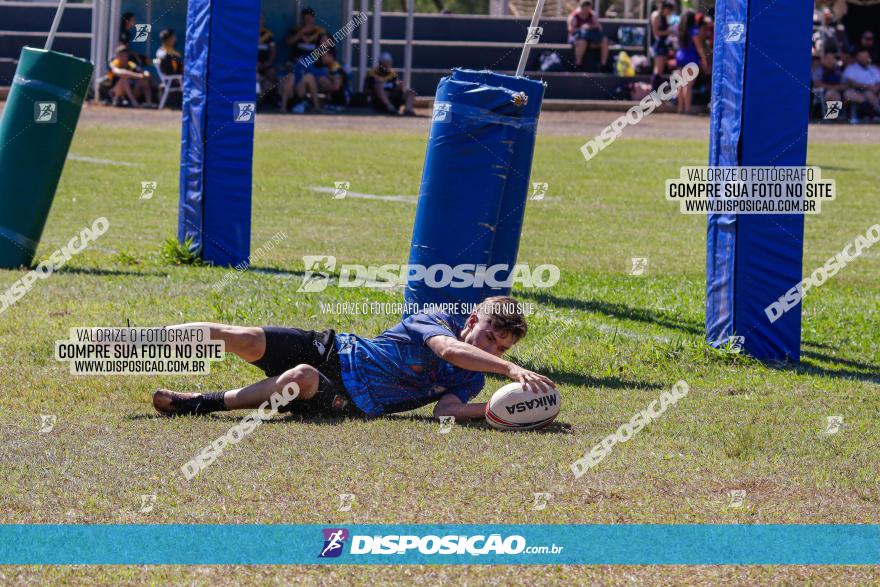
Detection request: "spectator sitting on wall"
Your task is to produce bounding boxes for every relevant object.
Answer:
[842,48,880,123]
[650,1,676,90]
[674,10,707,115]
[367,52,415,116]
[283,47,343,114]
[856,30,879,64]
[286,7,326,63]
[813,52,847,109]
[279,31,327,112]
[155,29,183,76]
[312,50,349,111]
[108,45,154,108]
[567,1,609,71]
[257,13,278,97]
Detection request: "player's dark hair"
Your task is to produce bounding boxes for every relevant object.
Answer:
[159,29,175,43]
[476,296,528,340]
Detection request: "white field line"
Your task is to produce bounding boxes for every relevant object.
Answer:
[68,154,139,167]
[309,186,417,203]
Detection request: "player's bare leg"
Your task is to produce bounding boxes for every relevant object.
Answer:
[153,365,318,415]
[166,322,265,362]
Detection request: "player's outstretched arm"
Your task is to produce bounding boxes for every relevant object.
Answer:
[426,336,555,391]
[433,393,485,421]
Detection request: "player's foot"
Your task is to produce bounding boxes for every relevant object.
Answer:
[153,389,226,416]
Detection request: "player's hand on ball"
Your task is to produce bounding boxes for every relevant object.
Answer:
[506,364,555,393]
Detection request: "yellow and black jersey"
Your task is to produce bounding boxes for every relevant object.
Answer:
[368,66,399,90]
[287,25,327,57]
[155,47,183,75]
[258,27,276,63]
[107,58,138,82]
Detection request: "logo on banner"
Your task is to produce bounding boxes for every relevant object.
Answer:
[432,101,452,123]
[319,528,349,558]
[234,102,256,123]
[726,335,745,353]
[629,257,649,276]
[131,24,151,42]
[724,22,745,43]
[824,101,842,119]
[298,255,336,292]
[35,102,57,123]
[526,27,543,45]
[39,414,57,434]
[140,181,158,200]
[333,181,350,199]
[530,182,548,200]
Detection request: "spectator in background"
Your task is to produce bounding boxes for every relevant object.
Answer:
[284,47,347,114]
[119,11,150,67]
[856,31,879,64]
[257,14,278,97]
[312,50,350,112]
[842,48,880,123]
[650,1,676,90]
[119,12,137,45]
[367,52,415,116]
[567,1,609,71]
[698,13,713,72]
[812,52,846,108]
[674,10,707,114]
[108,45,154,108]
[286,7,326,64]
[155,29,183,76]
[813,7,849,57]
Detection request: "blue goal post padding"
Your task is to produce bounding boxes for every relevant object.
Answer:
[405,69,545,316]
[706,0,814,361]
[178,0,260,267]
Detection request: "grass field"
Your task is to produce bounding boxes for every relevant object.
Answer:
[0,109,878,585]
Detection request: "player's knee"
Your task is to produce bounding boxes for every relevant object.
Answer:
[277,365,318,400]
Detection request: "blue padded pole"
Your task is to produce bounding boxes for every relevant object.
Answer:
[405,69,545,316]
[178,0,260,267]
[706,0,814,361]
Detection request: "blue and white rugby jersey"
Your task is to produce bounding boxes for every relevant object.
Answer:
[335,311,485,416]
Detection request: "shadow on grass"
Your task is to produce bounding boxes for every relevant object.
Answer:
[130,409,574,432]
[48,266,170,278]
[247,266,305,278]
[128,411,369,424]
[776,355,880,385]
[516,361,664,390]
[519,290,703,336]
[385,413,573,434]
[521,291,880,384]
[801,349,880,374]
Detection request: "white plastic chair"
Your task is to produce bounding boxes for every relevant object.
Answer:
[156,69,183,109]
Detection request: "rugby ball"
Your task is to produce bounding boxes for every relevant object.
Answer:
[485,382,560,431]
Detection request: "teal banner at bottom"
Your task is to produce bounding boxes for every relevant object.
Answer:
[1,524,878,565]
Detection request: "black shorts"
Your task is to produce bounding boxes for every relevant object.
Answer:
[250,327,360,417]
